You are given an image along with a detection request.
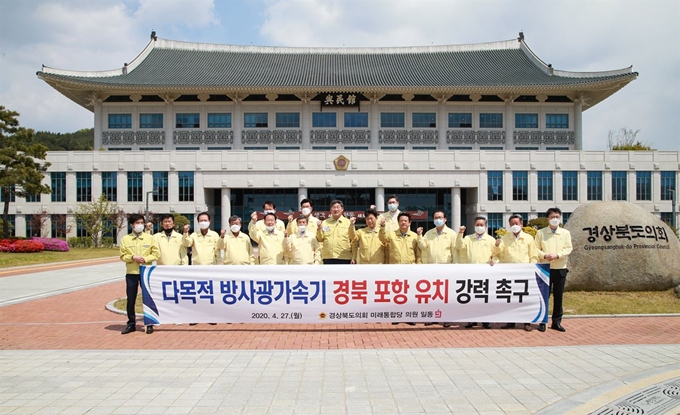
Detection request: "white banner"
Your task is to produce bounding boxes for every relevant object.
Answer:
[141,264,551,325]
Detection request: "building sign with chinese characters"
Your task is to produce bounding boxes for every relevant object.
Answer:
[141,263,550,325]
[322,92,359,106]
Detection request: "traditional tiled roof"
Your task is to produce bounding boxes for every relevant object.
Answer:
[38,35,637,110]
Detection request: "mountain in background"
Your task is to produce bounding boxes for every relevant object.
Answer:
[34,128,94,151]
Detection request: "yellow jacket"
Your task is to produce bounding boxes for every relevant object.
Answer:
[378,210,401,233]
[494,231,538,264]
[353,227,386,264]
[182,230,220,265]
[217,232,255,265]
[379,228,421,264]
[418,226,458,264]
[153,231,187,265]
[456,232,498,264]
[249,218,285,234]
[251,227,285,265]
[316,216,356,261]
[286,215,320,235]
[535,227,573,269]
[120,232,159,274]
[284,232,321,264]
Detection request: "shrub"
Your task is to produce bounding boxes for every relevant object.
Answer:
[0,238,45,253]
[101,237,116,248]
[67,237,93,248]
[30,237,70,252]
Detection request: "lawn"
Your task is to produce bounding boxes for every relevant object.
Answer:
[0,248,120,268]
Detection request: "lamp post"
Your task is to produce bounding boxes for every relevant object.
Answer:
[145,189,158,223]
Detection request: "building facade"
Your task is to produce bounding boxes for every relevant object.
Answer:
[9,33,675,240]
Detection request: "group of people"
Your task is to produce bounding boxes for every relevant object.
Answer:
[119,195,573,336]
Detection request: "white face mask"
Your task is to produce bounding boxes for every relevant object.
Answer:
[387,203,398,212]
[266,225,275,232]
[433,219,445,228]
[510,224,522,234]
[298,225,307,234]
[230,224,241,233]
[301,208,311,216]
[264,209,275,215]
[133,224,144,233]
[549,218,561,227]
[475,226,486,235]
[198,221,210,230]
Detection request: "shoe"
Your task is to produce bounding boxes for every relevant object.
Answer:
[524,324,532,332]
[121,324,136,335]
[538,323,546,332]
[424,323,434,326]
[482,323,491,329]
[501,323,516,329]
[465,323,477,329]
[406,322,416,326]
[189,323,198,326]
[146,326,153,334]
[551,324,566,332]
[209,323,217,325]
[442,323,452,328]
[391,322,399,325]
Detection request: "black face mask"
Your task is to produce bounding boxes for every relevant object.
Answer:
[163,228,173,236]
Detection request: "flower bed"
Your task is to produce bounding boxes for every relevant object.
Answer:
[30,237,70,252]
[0,239,45,253]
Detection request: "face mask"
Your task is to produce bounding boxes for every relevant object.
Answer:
[298,225,307,234]
[387,203,398,212]
[133,224,144,233]
[266,225,275,232]
[230,224,241,233]
[264,210,275,215]
[164,228,173,236]
[301,208,311,216]
[510,225,522,234]
[549,218,561,227]
[475,226,486,235]
[198,221,210,230]
[433,219,445,227]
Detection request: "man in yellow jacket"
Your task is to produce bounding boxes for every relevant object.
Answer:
[373,194,401,233]
[248,201,286,235]
[352,209,386,264]
[182,212,220,265]
[493,214,538,332]
[316,199,356,264]
[250,212,286,265]
[417,210,457,265]
[534,207,573,333]
[153,214,187,266]
[218,215,255,265]
[379,212,420,264]
[456,216,498,329]
[120,214,159,334]
[284,216,321,264]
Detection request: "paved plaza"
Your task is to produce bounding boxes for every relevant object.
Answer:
[1,259,678,414]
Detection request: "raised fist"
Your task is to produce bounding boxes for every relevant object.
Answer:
[459,226,466,234]
[495,239,501,247]
[288,214,294,223]
[251,211,258,221]
[317,221,323,230]
[183,224,190,233]
[380,218,386,227]
[349,217,356,225]
[417,227,423,236]
[369,204,376,211]
[220,229,226,238]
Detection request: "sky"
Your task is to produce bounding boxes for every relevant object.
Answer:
[0,0,678,151]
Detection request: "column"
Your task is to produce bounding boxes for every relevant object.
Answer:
[43,215,52,238]
[554,171,563,203]
[375,188,385,211]
[505,99,514,150]
[628,171,636,202]
[165,100,174,151]
[91,171,102,201]
[301,101,311,150]
[15,215,27,238]
[168,171,179,204]
[574,99,583,150]
[221,188,231,223]
[370,99,379,149]
[232,100,243,150]
[438,100,447,149]
[66,214,77,239]
[65,172,76,205]
[602,171,612,201]
[94,101,103,150]
[298,187,307,205]
[117,171,127,205]
[451,187,461,230]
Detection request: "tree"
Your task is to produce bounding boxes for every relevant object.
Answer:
[172,213,190,233]
[0,106,52,238]
[74,194,125,248]
[607,128,654,150]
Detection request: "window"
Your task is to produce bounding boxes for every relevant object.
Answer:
[0,185,15,202]
[76,219,88,237]
[51,172,66,202]
[546,114,569,129]
[487,213,503,238]
[153,172,169,202]
[660,212,674,226]
[512,171,528,201]
[515,147,539,150]
[487,171,503,201]
[344,113,368,128]
[275,113,300,128]
[515,114,538,129]
[207,113,231,128]
[448,113,472,128]
[244,113,268,128]
[515,213,529,224]
[412,146,436,150]
[612,171,627,201]
[312,113,336,128]
[562,171,578,201]
[176,113,200,128]
[381,146,405,150]
[480,113,503,128]
[4,215,15,237]
[108,114,131,129]
[661,171,676,201]
[537,171,553,201]
[25,192,41,203]
[101,172,117,202]
[562,212,572,224]
[587,171,603,201]
[51,214,67,238]
[127,172,143,202]
[25,214,38,238]
[636,171,652,201]
[179,171,194,202]
[139,113,163,129]
[380,113,405,128]
[412,113,436,128]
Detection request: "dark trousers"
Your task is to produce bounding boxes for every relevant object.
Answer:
[549,269,568,325]
[322,259,351,265]
[125,273,141,325]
